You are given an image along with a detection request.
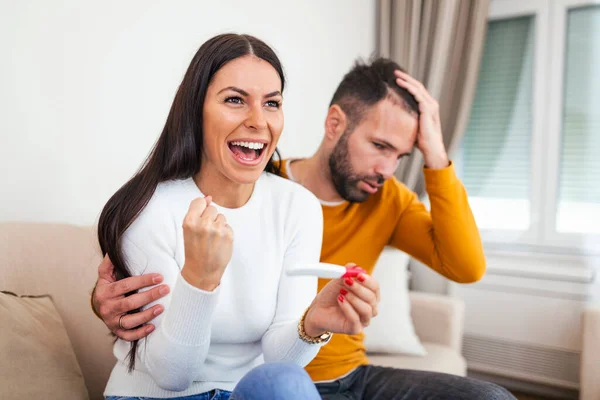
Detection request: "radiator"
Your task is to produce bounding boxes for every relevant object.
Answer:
[463,334,581,389]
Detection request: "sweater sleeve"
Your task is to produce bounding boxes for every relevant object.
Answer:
[121,194,219,392]
[388,162,486,283]
[261,187,327,365]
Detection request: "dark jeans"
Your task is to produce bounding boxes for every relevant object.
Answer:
[316,366,516,400]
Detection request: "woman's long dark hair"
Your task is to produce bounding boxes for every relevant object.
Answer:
[98,33,285,371]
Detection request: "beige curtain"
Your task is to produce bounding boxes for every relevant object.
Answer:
[378,0,489,195]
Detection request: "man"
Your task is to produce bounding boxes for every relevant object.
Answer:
[92,58,514,399]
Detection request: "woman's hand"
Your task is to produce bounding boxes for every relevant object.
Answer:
[303,264,380,336]
[181,196,234,291]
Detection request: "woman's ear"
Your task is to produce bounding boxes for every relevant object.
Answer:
[324,105,348,141]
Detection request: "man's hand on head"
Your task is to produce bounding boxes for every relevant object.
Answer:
[92,255,170,341]
[394,70,449,170]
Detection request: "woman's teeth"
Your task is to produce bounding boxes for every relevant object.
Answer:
[229,141,265,150]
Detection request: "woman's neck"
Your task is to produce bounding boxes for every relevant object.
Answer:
[193,166,255,209]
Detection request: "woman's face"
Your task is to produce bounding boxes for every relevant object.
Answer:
[202,55,284,185]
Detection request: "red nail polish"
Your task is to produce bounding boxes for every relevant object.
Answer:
[342,270,360,279]
[340,288,348,296]
[357,274,365,282]
[338,294,345,303]
[345,278,354,286]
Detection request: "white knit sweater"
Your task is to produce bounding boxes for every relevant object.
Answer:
[104,172,325,398]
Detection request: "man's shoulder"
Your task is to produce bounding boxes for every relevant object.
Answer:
[275,158,291,180]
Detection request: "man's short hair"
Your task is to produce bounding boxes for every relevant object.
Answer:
[329,57,420,131]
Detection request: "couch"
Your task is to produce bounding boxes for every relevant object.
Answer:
[580,304,600,400]
[0,222,467,399]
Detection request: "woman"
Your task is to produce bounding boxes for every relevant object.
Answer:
[98,33,380,400]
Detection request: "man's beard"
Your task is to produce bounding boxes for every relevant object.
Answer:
[328,131,385,203]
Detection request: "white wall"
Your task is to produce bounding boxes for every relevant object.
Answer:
[0,0,375,225]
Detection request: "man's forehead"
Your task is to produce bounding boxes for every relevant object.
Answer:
[360,98,418,126]
[356,100,418,144]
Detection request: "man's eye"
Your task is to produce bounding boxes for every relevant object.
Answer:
[225,97,243,104]
[373,142,384,150]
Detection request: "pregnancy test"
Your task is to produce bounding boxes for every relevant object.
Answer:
[287,263,363,279]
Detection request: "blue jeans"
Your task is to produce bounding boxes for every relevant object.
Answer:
[106,362,320,400]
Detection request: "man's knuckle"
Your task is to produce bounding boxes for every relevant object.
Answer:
[98,305,110,318]
[120,280,132,293]
[123,297,135,311]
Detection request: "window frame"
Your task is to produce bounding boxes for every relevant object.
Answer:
[543,0,600,252]
[467,0,549,246]
[462,0,600,255]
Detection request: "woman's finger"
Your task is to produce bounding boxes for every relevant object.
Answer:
[187,196,211,219]
[201,205,219,222]
[215,213,227,226]
[342,290,374,326]
[337,293,363,335]
[341,276,378,310]
[357,273,381,303]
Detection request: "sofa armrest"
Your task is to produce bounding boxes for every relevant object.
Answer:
[581,305,600,400]
[409,291,465,352]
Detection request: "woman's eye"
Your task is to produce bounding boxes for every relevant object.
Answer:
[373,142,384,150]
[265,100,281,108]
[225,96,243,105]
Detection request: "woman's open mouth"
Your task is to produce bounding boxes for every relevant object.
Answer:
[228,140,267,166]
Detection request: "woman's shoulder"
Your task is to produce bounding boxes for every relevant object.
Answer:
[262,171,318,200]
[261,172,322,216]
[125,178,193,240]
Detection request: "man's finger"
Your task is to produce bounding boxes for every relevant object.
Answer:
[395,69,426,90]
[395,78,427,104]
[114,324,155,342]
[118,305,164,330]
[108,274,165,297]
[395,71,438,105]
[112,284,170,314]
[98,254,116,283]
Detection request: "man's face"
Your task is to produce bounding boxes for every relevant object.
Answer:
[329,99,419,202]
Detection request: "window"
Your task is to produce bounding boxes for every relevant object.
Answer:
[555,5,600,235]
[460,0,600,252]
[463,16,534,231]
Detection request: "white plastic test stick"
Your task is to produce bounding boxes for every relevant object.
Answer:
[286,262,347,279]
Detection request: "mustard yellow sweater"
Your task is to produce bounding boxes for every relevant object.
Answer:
[279,159,486,382]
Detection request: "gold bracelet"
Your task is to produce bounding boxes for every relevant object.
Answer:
[297,307,332,344]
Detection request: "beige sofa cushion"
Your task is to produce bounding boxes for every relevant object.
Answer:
[0,292,89,399]
[368,342,467,377]
[0,223,115,400]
